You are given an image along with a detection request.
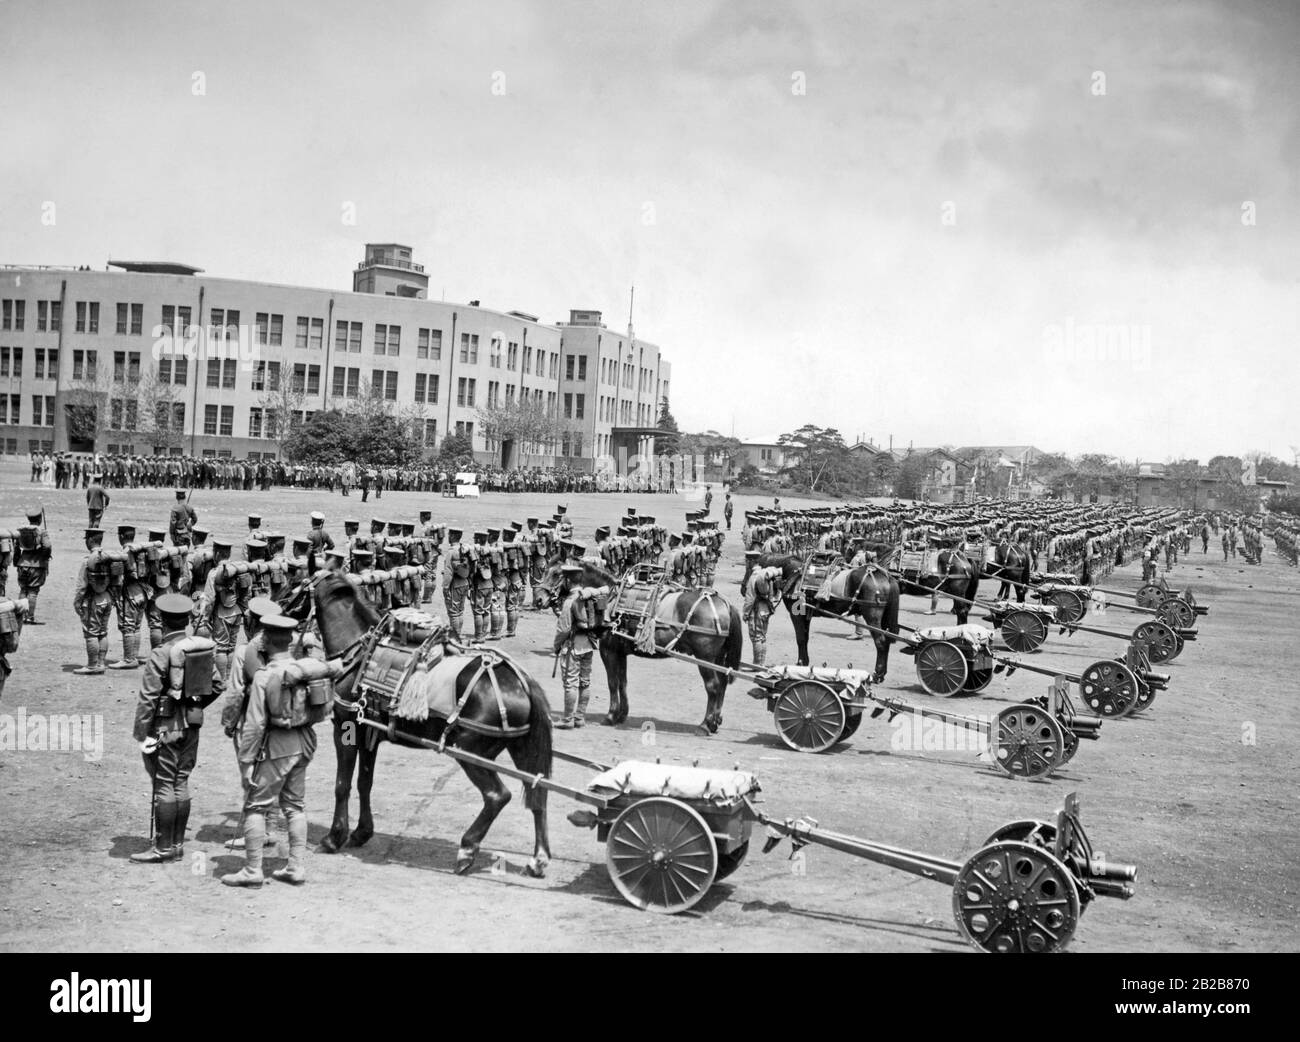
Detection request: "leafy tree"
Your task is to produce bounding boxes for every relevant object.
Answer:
[436,432,475,465]
[777,424,846,493]
[283,409,353,464]
[894,451,929,500]
[477,394,568,465]
[136,368,184,454]
[64,369,112,449]
[258,354,306,458]
[655,397,681,457]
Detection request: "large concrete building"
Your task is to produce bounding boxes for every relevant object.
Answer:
[0,246,670,471]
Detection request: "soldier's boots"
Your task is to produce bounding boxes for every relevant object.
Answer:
[447,614,462,641]
[73,637,106,675]
[752,641,766,667]
[574,685,591,728]
[473,613,488,642]
[108,633,141,670]
[272,811,308,885]
[488,608,506,640]
[221,812,267,887]
[505,611,519,638]
[24,590,40,625]
[130,801,181,864]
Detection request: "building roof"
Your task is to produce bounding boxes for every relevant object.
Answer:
[107,260,204,275]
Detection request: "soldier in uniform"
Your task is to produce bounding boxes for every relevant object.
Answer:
[468,530,493,641]
[501,527,526,638]
[107,524,147,668]
[145,528,177,651]
[197,539,245,684]
[555,505,574,541]
[438,530,466,638]
[553,562,598,729]
[86,473,110,529]
[247,513,262,540]
[222,613,320,887]
[130,593,224,864]
[186,527,214,614]
[168,489,196,547]
[72,528,114,675]
[15,509,52,625]
[418,513,444,605]
[743,552,783,666]
[723,493,734,531]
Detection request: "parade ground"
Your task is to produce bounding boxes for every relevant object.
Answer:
[1,465,1297,952]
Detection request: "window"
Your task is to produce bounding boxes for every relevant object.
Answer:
[0,347,19,377]
[457,378,466,407]
[566,355,574,380]
[560,432,570,457]
[158,358,171,383]
[269,313,283,346]
[487,380,499,407]
[222,358,237,389]
[417,328,441,360]
[505,383,515,403]
[210,307,240,339]
[564,393,572,419]
[546,391,556,416]
[249,407,263,439]
[424,419,437,445]
[578,356,587,380]
[459,333,479,364]
[252,361,267,391]
[332,366,346,397]
[333,366,361,398]
[292,364,307,393]
[219,405,234,436]
[172,402,185,431]
[550,353,559,379]
[489,337,502,368]
[0,395,14,424]
[414,373,426,402]
[455,420,474,442]
[507,342,518,370]
[572,432,582,458]
[375,324,400,356]
[337,320,363,353]
[267,361,281,391]
[523,345,533,373]
[309,318,323,350]
[256,312,284,346]
[383,370,396,399]
[72,349,97,381]
[174,358,188,384]
[265,411,279,439]
[296,317,309,349]
[575,393,585,420]
[161,304,192,337]
[37,300,60,333]
[206,358,221,387]
[2,300,25,331]
[75,301,100,333]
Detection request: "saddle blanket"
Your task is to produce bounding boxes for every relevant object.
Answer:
[1036,583,1092,596]
[914,623,995,646]
[987,600,1057,617]
[588,760,760,804]
[763,664,874,689]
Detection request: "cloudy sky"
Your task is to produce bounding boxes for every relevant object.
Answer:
[2,0,1296,462]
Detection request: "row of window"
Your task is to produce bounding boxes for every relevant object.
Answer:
[0,438,52,454]
[0,395,56,426]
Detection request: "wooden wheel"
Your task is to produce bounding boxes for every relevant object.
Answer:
[953,840,1081,953]
[993,704,1065,779]
[1135,584,1165,609]
[1000,610,1047,653]
[1079,660,1138,718]
[1132,621,1178,663]
[715,841,749,880]
[773,680,847,753]
[915,640,968,697]
[606,797,718,913]
[962,667,994,694]
[1046,589,1085,625]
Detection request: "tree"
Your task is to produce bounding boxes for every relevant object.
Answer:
[436,432,475,465]
[136,369,184,454]
[679,430,746,480]
[1164,459,1204,509]
[894,450,929,500]
[477,394,567,466]
[258,356,306,458]
[282,409,353,465]
[64,368,112,450]
[777,424,846,493]
[655,397,681,457]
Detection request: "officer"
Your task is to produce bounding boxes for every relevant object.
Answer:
[72,528,114,675]
[703,485,713,515]
[743,553,782,666]
[86,473,110,529]
[723,493,734,531]
[130,593,224,864]
[15,509,52,625]
[168,489,197,547]
[222,613,321,887]
[554,505,574,541]
[553,562,598,728]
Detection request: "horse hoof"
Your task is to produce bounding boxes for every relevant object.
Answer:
[525,858,548,879]
[708,718,721,734]
[604,714,619,727]
[454,849,477,875]
[319,833,345,854]
[347,828,372,848]
[694,724,711,737]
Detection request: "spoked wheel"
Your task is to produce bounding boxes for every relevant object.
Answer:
[1001,610,1048,653]
[1132,621,1178,663]
[1167,631,1186,662]
[1157,598,1195,629]
[715,841,749,881]
[952,840,1081,953]
[1047,590,1085,625]
[1079,660,1139,718]
[772,680,847,753]
[962,667,995,694]
[606,797,718,913]
[1135,584,1165,610]
[993,704,1065,779]
[1130,678,1157,714]
[838,712,863,744]
[915,640,968,697]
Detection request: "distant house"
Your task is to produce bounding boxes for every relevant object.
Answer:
[740,436,802,477]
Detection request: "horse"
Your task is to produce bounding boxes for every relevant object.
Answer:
[535,560,743,735]
[858,541,978,624]
[740,552,899,678]
[982,539,1033,601]
[278,572,553,876]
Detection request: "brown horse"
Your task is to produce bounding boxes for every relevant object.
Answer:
[858,542,978,624]
[535,560,744,735]
[982,539,1033,601]
[278,573,553,876]
[740,553,900,679]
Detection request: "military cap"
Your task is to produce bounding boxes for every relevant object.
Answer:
[247,597,281,618]
[502,529,516,543]
[174,488,187,498]
[155,593,194,617]
[510,520,524,531]
[595,526,610,540]
[148,528,166,541]
[246,535,268,551]
[85,527,104,541]
[344,518,359,532]
[310,510,325,523]
[260,614,299,633]
[291,537,310,552]
[370,517,386,528]
[668,533,682,546]
[556,505,567,515]
[324,548,346,562]
[248,514,261,524]
[192,525,209,537]
[25,509,43,522]
[526,517,539,526]
[626,507,638,516]
[487,527,502,541]
[641,516,655,525]
[212,537,232,550]
[473,531,488,543]
[118,524,136,537]
[419,509,432,522]
[352,547,374,561]
[568,542,588,557]
[560,562,583,574]
[447,528,463,540]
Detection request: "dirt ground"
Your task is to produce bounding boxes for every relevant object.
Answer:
[1,463,1296,952]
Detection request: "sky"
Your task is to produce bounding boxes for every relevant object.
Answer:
[1,0,1296,462]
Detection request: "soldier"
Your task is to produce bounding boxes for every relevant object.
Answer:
[703,485,713,515]
[723,493,734,531]
[197,539,245,684]
[145,527,177,651]
[15,509,52,625]
[743,553,783,666]
[501,527,526,638]
[168,489,197,547]
[129,593,224,864]
[528,520,552,607]
[72,528,114,675]
[247,514,262,540]
[442,529,471,639]
[342,518,361,566]
[553,562,598,728]
[0,528,12,598]
[418,512,444,605]
[186,527,214,613]
[470,530,495,641]
[86,473,110,529]
[108,524,147,668]
[222,613,322,887]
[245,535,272,603]
[555,505,574,541]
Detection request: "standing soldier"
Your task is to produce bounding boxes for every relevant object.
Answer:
[221,613,323,887]
[703,485,713,515]
[72,528,114,675]
[246,514,263,540]
[145,528,174,652]
[305,511,334,557]
[469,531,494,642]
[418,512,443,605]
[723,493,734,531]
[129,593,223,864]
[529,520,552,608]
[197,540,245,684]
[443,529,471,639]
[360,468,372,503]
[109,524,147,669]
[501,527,526,638]
[86,472,110,529]
[15,509,53,624]
[186,527,214,613]
[553,562,598,729]
[555,505,573,541]
[743,553,782,666]
[168,489,196,547]
[485,528,509,640]
[0,528,12,597]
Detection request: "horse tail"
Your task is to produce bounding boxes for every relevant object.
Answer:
[882,576,900,638]
[517,678,554,812]
[722,604,744,681]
